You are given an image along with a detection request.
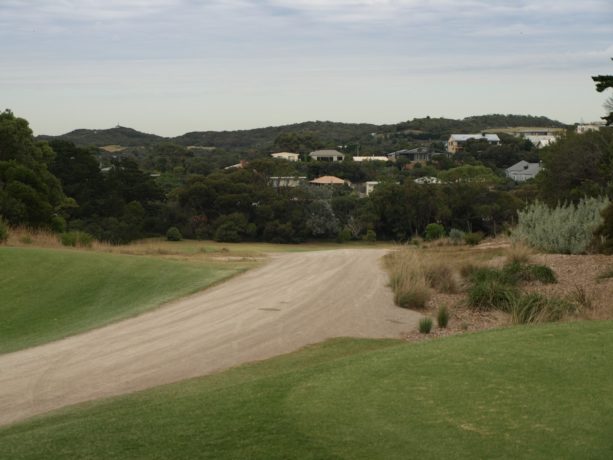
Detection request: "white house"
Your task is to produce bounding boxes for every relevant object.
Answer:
[447,134,500,153]
[269,176,306,188]
[414,176,441,185]
[271,152,300,161]
[576,122,605,134]
[525,135,557,149]
[353,156,388,162]
[505,160,541,182]
[309,149,345,162]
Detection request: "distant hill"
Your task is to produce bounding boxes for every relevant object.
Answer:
[38,126,164,147]
[37,115,568,150]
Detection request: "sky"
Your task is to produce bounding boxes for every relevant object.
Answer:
[1,0,612,136]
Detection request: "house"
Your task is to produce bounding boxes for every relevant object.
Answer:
[271,152,300,162]
[269,176,306,188]
[309,149,345,162]
[576,122,605,134]
[414,176,441,185]
[483,127,565,137]
[505,160,541,182]
[365,181,379,196]
[353,156,388,162]
[387,147,439,162]
[224,160,248,170]
[447,134,501,154]
[525,135,557,149]
[309,175,348,186]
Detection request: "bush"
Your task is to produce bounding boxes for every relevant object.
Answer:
[449,228,465,245]
[463,232,483,246]
[503,261,557,284]
[364,229,376,243]
[437,305,449,328]
[514,197,610,254]
[424,223,445,241]
[395,286,431,309]
[0,218,8,243]
[166,227,183,241]
[59,231,94,248]
[419,317,433,334]
[510,293,576,324]
[467,277,519,311]
[594,202,613,254]
[424,264,458,293]
[336,228,352,243]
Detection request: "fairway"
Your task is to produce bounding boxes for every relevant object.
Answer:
[0,247,251,354]
[1,321,611,459]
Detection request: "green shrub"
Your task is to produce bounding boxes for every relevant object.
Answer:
[60,231,94,248]
[514,197,610,254]
[449,228,465,245]
[0,218,8,243]
[510,293,576,324]
[437,305,449,329]
[463,232,483,246]
[336,228,352,243]
[424,223,445,241]
[364,229,376,243]
[594,202,613,254]
[166,227,183,242]
[395,286,430,309]
[503,261,557,284]
[419,317,433,334]
[467,278,519,311]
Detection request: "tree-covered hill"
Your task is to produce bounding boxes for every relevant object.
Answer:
[37,115,567,150]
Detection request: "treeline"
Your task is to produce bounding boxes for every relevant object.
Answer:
[2,109,612,251]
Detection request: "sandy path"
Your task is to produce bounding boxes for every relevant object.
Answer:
[0,249,420,426]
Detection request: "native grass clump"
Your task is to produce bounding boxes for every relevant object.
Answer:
[513,197,610,254]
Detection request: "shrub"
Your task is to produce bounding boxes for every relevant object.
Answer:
[568,285,592,311]
[59,231,93,248]
[503,261,557,284]
[336,228,352,243]
[364,229,376,243]
[513,197,610,254]
[505,243,533,265]
[425,264,458,293]
[166,227,183,242]
[510,293,576,324]
[463,232,483,246]
[0,218,8,243]
[395,286,431,309]
[467,277,519,311]
[594,202,613,254]
[437,305,449,328]
[425,223,445,241]
[449,228,465,245]
[419,317,433,334]
[19,235,33,244]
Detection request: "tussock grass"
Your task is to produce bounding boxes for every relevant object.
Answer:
[505,242,534,265]
[596,266,613,281]
[509,293,577,324]
[418,317,433,333]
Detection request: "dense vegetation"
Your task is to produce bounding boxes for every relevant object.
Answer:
[1,322,612,459]
[2,109,612,251]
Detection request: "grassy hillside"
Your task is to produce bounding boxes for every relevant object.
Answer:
[0,247,251,354]
[1,321,611,459]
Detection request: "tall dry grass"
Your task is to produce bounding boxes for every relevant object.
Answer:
[5,226,113,251]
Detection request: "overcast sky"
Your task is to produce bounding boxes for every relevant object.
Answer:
[1,0,612,136]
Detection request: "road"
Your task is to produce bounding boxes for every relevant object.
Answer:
[0,249,420,426]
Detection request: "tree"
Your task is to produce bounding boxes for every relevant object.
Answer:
[592,59,613,125]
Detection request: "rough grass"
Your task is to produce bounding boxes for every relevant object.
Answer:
[0,247,253,354]
[1,322,612,459]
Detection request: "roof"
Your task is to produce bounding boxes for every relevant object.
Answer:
[353,156,388,162]
[271,152,299,157]
[505,161,541,176]
[309,149,344,157]
[449,134,500,142]
[309,175,346,185]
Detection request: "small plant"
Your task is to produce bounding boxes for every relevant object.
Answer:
[424,223,445,241]
[568,285,592,311]
[505,243,533,265]
[437,305,449,329]
[19,235,33,244]
[363,229,376,243]
[596,266,613,281]
[395,286,431,309]
[449,228,465,245]
[425,264,458,293]
[467,277,519,311]
[166,227,183,242]
[419,317,433,334]
[59,231,93,248]
[0,218,8,243]
[510,293,576,324]
[463,232,483,246]
[503,261,557,284]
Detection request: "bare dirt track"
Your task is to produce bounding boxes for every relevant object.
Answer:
[0,249,420,426]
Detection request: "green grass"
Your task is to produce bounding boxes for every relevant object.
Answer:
[0,247,252,354]
[1,321,612,459]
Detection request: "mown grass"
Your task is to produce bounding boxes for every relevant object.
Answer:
[1,322,612,459]
[0,247,254,354]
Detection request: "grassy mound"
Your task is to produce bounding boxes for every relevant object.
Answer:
[0,247,249,353]
[1,321,612,459]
